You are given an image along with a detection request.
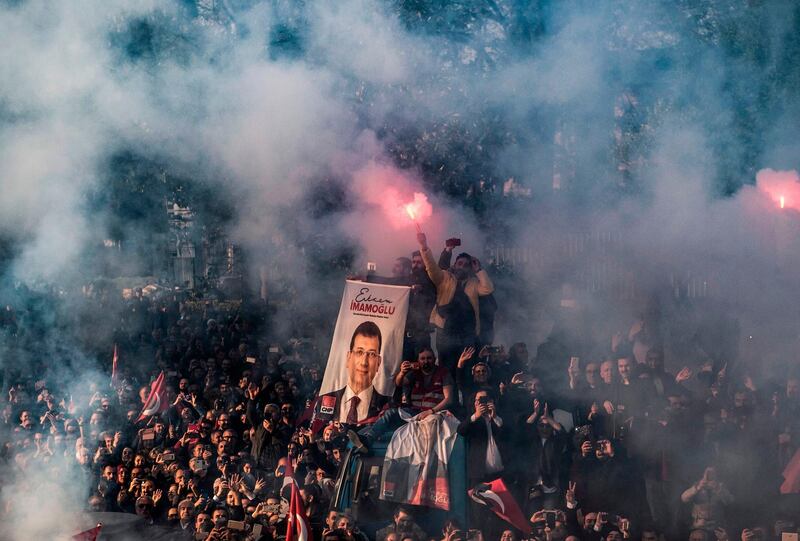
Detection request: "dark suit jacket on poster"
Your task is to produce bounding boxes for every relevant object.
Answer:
[318,386,391,424]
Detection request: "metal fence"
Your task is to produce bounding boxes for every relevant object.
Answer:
[487,231,713,300]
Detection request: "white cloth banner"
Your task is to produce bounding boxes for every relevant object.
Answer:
[318,281,410,424]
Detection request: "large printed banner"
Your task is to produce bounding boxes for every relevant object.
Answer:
[318,280,410,424]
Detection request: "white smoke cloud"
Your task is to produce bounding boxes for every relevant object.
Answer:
[2,0,800,536]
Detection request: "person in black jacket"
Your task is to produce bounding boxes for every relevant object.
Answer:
[516,401,568,515]
[457,388,507,486]
[245,386,287,473]
[457,388,508,539]
[364,253,436,362]
[571,438,649,526]
[438,243,497,347]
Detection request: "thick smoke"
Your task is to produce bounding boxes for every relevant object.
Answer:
[2,0,800,538]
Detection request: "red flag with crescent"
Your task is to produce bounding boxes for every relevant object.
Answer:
[468,478,530,533]
[137,372,168,422]
[285,459,311,541]
[72,523,102,541]
[781,448,800,494]
[111,344,119,386]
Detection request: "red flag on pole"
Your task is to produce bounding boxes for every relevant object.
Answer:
[285,459,311,541]
[137,371,168,422]
[296,396,319,429]
[468,478,531,534]
[281,457,297,495]
[111,344,119,386]
[72,523,102,541]
[781,448,800,494]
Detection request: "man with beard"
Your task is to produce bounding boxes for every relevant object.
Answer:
[438,240,498,346]
[375,506,428,541]
[416,232,494,377]
[408,251,437,358]
[394,346,454,419]
[603,357,649,439]
[364,253,436,361]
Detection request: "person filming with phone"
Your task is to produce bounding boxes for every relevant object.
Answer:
[458,389,507,536]
[394,346,455,419]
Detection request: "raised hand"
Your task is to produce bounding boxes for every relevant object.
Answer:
[628,319,644,341]
[611,331,623,352]
[254,476,266,493]
[565,481,577,506]
[675,367,693,383]
[247,382,259,401]
[458,347,476,368]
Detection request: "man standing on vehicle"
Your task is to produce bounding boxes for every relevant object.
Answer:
[415,231,494,378]
[394,346,455,419]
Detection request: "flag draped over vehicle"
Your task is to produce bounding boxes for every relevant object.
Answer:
[380,411,460,510]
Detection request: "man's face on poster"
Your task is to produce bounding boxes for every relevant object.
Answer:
[346,333,381,393]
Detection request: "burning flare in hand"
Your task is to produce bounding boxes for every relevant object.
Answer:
[401,193,432,232]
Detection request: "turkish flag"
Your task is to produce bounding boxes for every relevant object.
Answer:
[137,371,168,422]
[297,396,322,433]
[468,478,530,534]
[72,523,102,541]
[781,448,800,494]
[285,460,311,541]
[111,344,119,386]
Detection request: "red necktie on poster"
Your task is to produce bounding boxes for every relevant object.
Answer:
[346,396,361,425]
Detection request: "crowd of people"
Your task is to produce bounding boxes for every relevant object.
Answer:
[0,232,798,541]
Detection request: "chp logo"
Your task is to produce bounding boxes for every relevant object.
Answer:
[319,395,336,416]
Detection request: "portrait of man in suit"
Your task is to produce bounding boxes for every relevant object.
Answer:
[322,320,390,424]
